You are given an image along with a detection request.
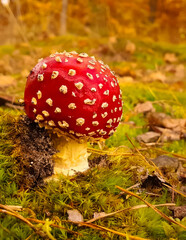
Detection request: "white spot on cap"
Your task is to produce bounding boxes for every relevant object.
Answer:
[113,95,117,102]
[109,130,115,136]
[38,58,43,62]
[37,74,44,81]
[101,112,108,118]
[69,130,75,134]
[103,90,109,95]
[117,117,121,122]
[98,60,104,64]
[84,99,96,105]
[65,59,68,62]
[91,88,96,92]
[37,90,42,99]
[86,73,93,80]
[88,65,94,70]
[46,98,53,106]
[64,52,72,57]
[42,110,49,117]
[68,69,76,76]
[51,71,59,79]
[114,107,117,112]
[93,113,97,118]
[58,121,69,128]
[99,130,107,135]
[31,97,37,105]
[68,103,76,109]
[77,57,83,63]
[54,107,61,113]
[99,83,103,89]
[111,82,115,87]
[96,74,99,78]
[92,121,99,126]
[76,133,84,137]
[72,92,76,97]
[36,114,44,121]
[119,107,122,111]
[89,60,96,65]
[113,118,116,123]
[79,53,88,58]
[85,127,90,131]
[33,108,37,113]
[101,65,107,70]
[48,120,56,126]
[101,102,108,109]
[107,119,112,124]
[103,77,107,82]
[75,82,83,90]
[59,85,68,94]
[42,63,47,69]
[76,118,85,126]
[88,132,96,136]
[55,56,62,62]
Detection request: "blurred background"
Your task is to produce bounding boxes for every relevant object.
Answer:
[0,0,186,101]
[0,0,186,44]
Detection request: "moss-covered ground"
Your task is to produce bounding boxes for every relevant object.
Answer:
[0,35,186,239]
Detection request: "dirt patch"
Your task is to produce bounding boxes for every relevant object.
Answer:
[15,115,56,187]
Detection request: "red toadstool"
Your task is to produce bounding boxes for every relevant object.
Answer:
[24,51,123,176]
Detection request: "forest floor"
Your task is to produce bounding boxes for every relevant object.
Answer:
[0,35,186,239]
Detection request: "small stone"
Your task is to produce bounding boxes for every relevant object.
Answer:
[136,131,161,143]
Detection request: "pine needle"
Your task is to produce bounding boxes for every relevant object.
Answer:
[116,186,186,230]
[86,203,176,223]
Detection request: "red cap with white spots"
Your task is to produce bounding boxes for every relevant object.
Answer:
[24,51,123,141]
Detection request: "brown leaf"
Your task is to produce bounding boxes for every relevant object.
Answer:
[125,41,136,54]
[67,209,84,222]
[148,71,166,82]
[164,53,178,63]
[134,101,155,114]
[0,75,16,88]
[136,131,161,143]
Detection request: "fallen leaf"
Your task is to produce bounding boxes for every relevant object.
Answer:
[164,53,178,63]
[67,209,84,222]
[119,76,134,83]
[125,41,136,54]
[136,131,161,143]
[0,75,16,88]
[154,127,181,142]
[147,112,186,133]
[148,71,166,82]
[134,101,155,114]
[175,64,185,79]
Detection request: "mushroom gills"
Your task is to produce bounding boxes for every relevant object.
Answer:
[52,135,90,176]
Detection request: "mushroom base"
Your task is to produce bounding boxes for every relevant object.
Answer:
[52,135,90,176]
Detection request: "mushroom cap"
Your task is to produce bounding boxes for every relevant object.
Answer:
[24,51,123,141]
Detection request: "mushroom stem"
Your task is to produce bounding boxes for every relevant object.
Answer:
[52,136,90,176]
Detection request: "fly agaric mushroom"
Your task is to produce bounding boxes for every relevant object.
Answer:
[24,51,123,176]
